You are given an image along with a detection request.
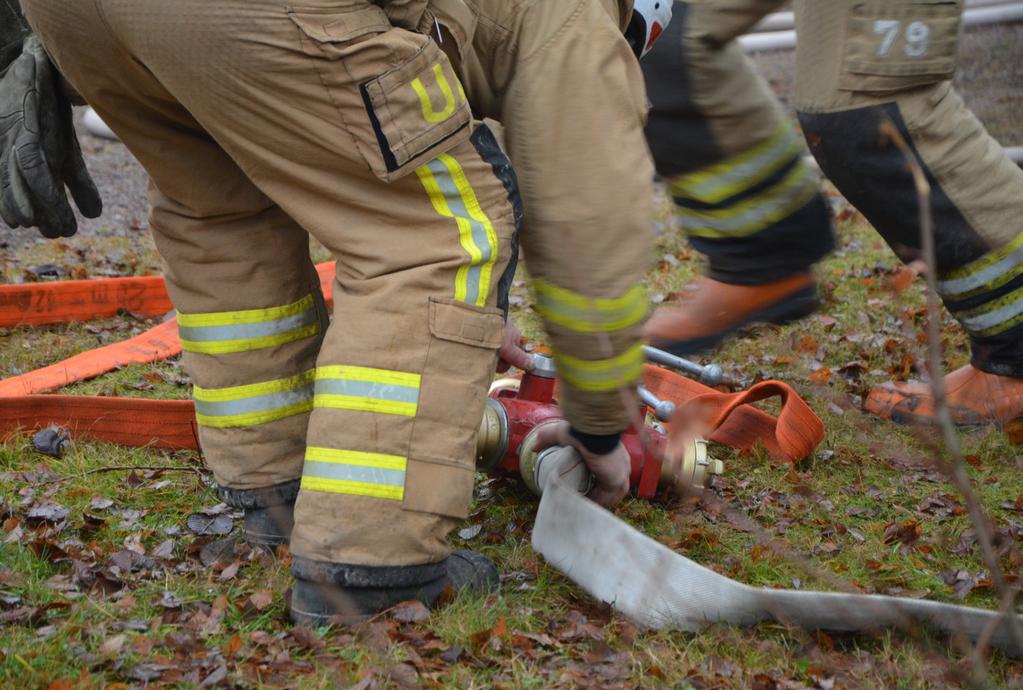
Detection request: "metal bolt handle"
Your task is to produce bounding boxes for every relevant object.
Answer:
[638,386,676,422]
[643,345,733,388]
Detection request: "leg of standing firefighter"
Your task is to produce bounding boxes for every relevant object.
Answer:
[793,0,1023,426]
[643,0,835,356]
[26,0,328,548]
[24,0,517,618]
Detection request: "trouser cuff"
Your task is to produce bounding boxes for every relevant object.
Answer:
[218,479,300,510]
[695,194,835,286]
[970,330,1023,379]
[292,555,447,588]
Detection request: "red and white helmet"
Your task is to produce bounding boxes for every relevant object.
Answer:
[625,0,672,59]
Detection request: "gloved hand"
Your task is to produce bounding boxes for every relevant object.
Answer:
[0,36,102,237]
[531,420,630,509]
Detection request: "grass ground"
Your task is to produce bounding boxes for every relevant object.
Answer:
[2,189,1023,689]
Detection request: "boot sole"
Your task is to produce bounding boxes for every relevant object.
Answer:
[652,283,820,357]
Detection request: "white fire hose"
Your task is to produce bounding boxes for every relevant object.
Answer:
[529,446,1023,656]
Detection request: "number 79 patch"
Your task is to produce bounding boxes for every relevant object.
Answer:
[840,1,961,93]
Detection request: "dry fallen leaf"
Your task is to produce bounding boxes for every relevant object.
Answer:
[218,561,240,582]
[26,503,69,523]
[99,633,127,658]
[248,590,273,611]
[390,600,430,624]
[186,513,233,536]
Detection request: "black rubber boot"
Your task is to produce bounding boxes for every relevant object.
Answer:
[218,480,299,549]
[288,551,499,627]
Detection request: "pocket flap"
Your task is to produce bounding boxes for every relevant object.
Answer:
[361,39,471,175]
[840,2,960,91]
[429,297,504,349]
[288,4,391,44]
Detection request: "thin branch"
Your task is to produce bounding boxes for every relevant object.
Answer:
[31,464,206,485]
[879,117,1023,656]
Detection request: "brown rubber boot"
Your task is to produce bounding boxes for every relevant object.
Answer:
[645,273,819,356]
[864,365,1023,427]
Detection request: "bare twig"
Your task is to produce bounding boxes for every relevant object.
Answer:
[879,117,1023,656]
[32,464,205,485]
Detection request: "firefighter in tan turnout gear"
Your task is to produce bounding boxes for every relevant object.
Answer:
[7,0,664,623]
[643,0,1023,427]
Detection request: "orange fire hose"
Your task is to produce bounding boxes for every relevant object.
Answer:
[0,318,181,397]
[0,264,336,329]
[644,367,824,462]
[0,263,337,395]
[0,265,822,459]
[0,395,199,449]
[0,275,172,327]
[0,364,822,458]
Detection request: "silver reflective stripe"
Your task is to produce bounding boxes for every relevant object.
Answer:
[425,158,492,306]
[684,129,800,201]
[937,242,1023,298]
[683,164,817,238]
[302,460,406,488]
[960,292,1023,333]
[194,384,314,418]
[314,379,419,404]
[178,310,317,344]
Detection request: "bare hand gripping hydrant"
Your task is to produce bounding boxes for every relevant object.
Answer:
[475,349,725,500]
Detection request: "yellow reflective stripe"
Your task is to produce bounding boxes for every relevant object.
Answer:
[956,285,1023,336]
[554,343,645,393]
[669,123,801,205]
[532,280,648,333]
[196,401,314,429]
[411,63,457,123]
[194,370,316,402]
[314,366,420,389]
[179,323,320,355]
[313,394,417,416]
[417,164,475,303]
[438,152,499,307]
[416,154,499,307]
[314,365,420,417]
[937,232,1023,299]
[300,477,404,500]
[681,162,818,239]
[302,447,407,500]
[305,447,407,471]
[177,294,314,328]
[177,294,320,355]
[193,370,316,428]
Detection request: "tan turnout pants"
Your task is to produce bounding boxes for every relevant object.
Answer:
[794,0,1023,375]
[643,0,834,284]
[25,0,517,567]
[649,0,1023,374]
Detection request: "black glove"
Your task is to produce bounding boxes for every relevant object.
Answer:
[0,35,102,238]
[1,0,29,52]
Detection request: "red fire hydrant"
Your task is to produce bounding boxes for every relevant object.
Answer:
[475,353,722,499]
